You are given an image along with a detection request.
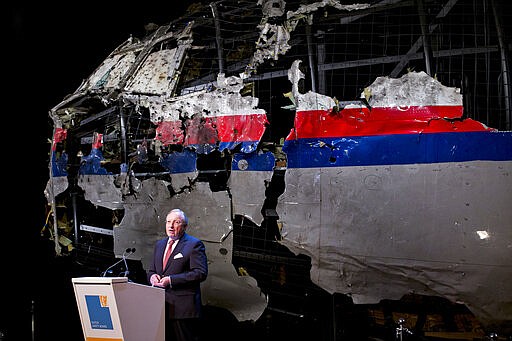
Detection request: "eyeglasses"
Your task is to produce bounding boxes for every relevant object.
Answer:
[166,217,184,225]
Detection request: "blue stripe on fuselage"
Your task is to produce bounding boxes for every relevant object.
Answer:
[283,131,512,168]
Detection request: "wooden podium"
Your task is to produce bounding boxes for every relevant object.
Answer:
[72,277,165,341]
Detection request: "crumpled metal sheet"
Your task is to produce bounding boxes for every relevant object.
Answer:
[278,69,512,326]
[125,49,178,94]
[44,176,68,201]
[286,0,371,17]
[277,162,512,327]
[160,149,198,174]
[229,151,276,223]
[114,179,267,322]
[79,52,136,91]
[79,148,110,175]
[126,74,268,154]
[46,45,271,321]
[259,0,285,17]
[78,175,124,211]
[201,253,268,322]
[364,71,463,108]
[253,23,291,63]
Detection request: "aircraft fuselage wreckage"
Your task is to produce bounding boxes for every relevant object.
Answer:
[44,0,512,338]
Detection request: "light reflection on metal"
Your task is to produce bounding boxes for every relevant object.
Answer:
[477,231,490,240]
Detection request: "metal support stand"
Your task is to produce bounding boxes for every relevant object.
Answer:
[395,318,413,341]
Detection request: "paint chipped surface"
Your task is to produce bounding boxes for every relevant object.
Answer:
[279,69,512,328]
[124,74,268,153]
[79,52,136,91]
[229,151,276,223]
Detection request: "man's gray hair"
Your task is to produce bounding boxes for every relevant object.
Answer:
[169,208,189,226]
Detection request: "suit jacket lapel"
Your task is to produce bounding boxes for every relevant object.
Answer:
[172,234,185,257]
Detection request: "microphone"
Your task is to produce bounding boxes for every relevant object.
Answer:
[101,248,136,277]
[121,248,136,277]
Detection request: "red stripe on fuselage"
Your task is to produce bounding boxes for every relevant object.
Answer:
[155,113,268,146]
[286,105,493,140]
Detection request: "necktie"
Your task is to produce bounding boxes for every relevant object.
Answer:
[162,239,174,271]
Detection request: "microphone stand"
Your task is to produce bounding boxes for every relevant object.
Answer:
[101,248,135,277]
[120,248,135,277]
[120,254,130,277]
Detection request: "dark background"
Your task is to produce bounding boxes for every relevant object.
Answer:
[5,3,197,340]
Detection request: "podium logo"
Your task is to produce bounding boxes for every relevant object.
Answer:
[99,295,108,307]
[85,295,114,330]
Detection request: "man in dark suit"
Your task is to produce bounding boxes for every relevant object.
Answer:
[148,208,208,341]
